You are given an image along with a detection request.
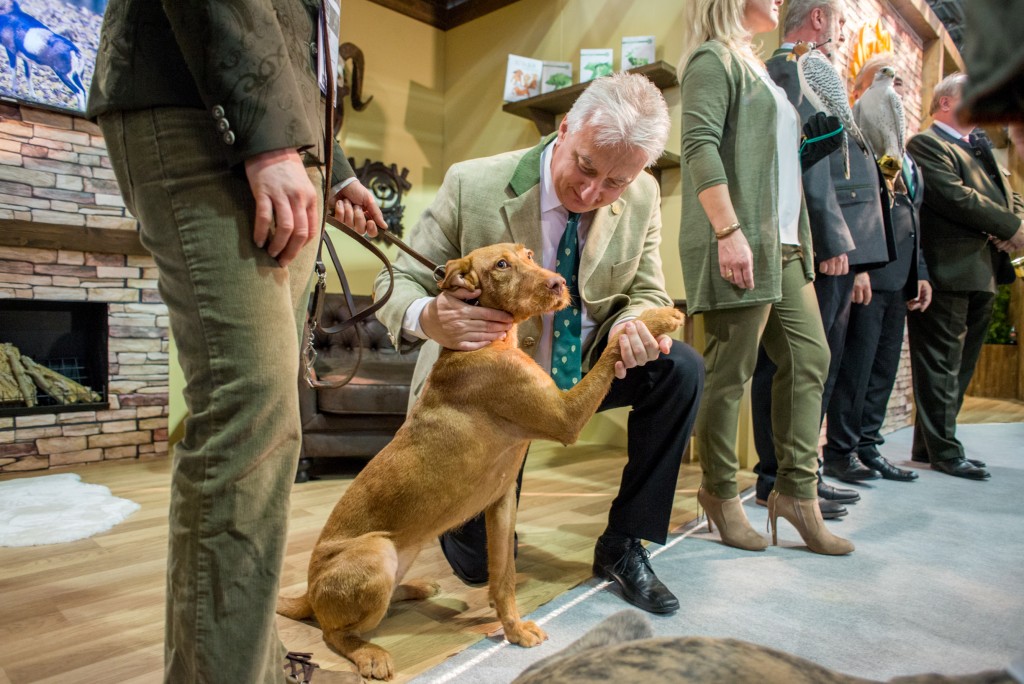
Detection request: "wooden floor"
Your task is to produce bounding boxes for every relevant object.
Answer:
[0,395,1018,683]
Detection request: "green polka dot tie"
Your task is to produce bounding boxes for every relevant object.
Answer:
[551,212,582,390]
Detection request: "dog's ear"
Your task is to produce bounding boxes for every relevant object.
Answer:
[439,256,480,292]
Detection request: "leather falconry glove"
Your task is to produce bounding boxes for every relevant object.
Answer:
[800,112,844,172]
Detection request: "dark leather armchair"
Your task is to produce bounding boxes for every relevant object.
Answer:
[296,294,419,481]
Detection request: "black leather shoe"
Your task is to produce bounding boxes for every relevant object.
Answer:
[593,536,679,614]
[912,453,986,468]
[819,497,848,519]
[931,458,991,480]
[823,455,881,483]
[817,481,861,504]
[439,525,518,585]
[860,454,918,481]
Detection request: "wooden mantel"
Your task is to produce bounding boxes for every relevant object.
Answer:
[0,218,147,256]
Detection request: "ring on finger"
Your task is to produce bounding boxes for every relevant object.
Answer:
[726,269,734,278]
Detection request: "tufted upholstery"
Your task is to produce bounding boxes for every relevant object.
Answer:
[297,294,420,479]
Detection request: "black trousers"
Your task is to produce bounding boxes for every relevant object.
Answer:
[752,270,854,481]
[823,288,907,461]
[439,342,704,579]
[907,290,994,463]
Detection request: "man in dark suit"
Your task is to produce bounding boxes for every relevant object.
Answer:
[751,0,896,512]
[823,59,930,482]
[88,2,382,681]
[906,73,1024,480]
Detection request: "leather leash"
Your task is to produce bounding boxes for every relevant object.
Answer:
[302,4,442,389]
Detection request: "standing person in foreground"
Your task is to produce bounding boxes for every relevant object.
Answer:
[751,0,897,501]
[372,73,704,614]
[821,55,931,483]
[88,1,384,682]
[906,73,1024,480]
[678,0,852,555]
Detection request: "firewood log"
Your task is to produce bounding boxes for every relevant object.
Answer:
[20,355,102,404]
[1,344,36,407]
[0,347,23,403]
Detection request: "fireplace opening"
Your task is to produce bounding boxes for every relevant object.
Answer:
[0,300,109,417]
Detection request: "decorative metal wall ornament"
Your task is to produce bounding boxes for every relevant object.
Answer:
[334,42,373,135]
[349,158,412,240]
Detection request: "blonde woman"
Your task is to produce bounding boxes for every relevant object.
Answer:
[679,0,853,554]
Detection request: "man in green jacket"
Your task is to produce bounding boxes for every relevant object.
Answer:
[906,73,1024,480]
[374,73,704,615]
[88,1,382,682]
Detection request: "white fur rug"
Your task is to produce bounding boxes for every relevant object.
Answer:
[0,473,140,547]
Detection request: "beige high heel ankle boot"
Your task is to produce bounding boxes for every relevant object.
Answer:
[698,487,768,551]
[767,490,854,555]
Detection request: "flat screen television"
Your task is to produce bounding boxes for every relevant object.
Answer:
[0,0,107,115]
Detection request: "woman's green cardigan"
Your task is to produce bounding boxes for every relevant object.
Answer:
[679,40,815,315]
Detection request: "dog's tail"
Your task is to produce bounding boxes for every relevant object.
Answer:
[276,592,314,620]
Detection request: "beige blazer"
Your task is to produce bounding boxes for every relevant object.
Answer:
[374,136,672,401]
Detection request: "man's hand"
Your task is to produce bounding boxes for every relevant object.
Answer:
[907,280,932,312]
[989,222,1024,253]
[851,271,872,305]
[608,319,672,380]
[332,179,386,238]
[718,230,755,289]
[420,289,513,351]
[244,147,319,267]
[819,253,849,276]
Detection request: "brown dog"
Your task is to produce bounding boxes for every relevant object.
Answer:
[277,243,684,680]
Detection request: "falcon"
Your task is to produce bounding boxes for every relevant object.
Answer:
[854,66,906,192]
[793,43,866,179]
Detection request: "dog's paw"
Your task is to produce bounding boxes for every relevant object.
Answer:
[505,619,548,647]
[351,644,395,681]
[392,580,440,602]
[637,306,685,338]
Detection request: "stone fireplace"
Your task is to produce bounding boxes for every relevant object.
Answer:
[0,105,169,472]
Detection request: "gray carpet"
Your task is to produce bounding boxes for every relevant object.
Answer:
[412,423,1024,683]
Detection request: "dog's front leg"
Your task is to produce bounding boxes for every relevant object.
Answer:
[485,484,547,647]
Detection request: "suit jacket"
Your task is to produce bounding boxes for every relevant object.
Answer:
[766,48,895,270]
[374,136,672,399]
[907,126,1023,293]
[87,0,354,181]
[870,154,930,296]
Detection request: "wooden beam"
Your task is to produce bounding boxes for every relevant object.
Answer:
[888,0,965,74]
[364,0,445,29]
[0,218,148,256]
[365,0,524,30]
[444,0,523,29]
[919,37,944,129]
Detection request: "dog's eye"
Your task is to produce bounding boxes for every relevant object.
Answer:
[496,259,509,269]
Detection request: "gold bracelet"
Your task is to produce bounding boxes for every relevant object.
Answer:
[714,222,741,239]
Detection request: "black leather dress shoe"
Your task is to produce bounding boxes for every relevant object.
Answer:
[439,525,518,585]
[817,480,860,504]
[912,453,986,468]
[593,536,678,614]
[819,498,847,519]
[931,458,991,480]
[823,455,881,483]
[859,454,918,481]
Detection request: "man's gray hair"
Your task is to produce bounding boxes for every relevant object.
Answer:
[564,72,670,167]
[783,0,841,36]
[929,72,967,114]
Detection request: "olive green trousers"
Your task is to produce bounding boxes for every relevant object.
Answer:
[100,107,320,684]
[695,249,829,500]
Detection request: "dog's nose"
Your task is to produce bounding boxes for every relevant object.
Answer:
[547,276,566,294]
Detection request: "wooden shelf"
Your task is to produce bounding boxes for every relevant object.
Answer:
[502,60,680,175]
[502,60,679,135]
